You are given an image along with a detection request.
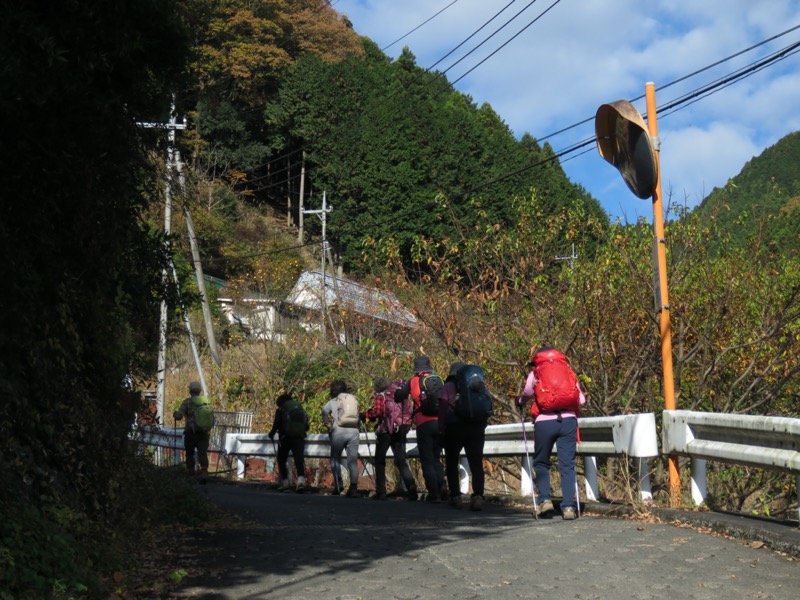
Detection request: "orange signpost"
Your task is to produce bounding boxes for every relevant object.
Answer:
[595,83,681,506]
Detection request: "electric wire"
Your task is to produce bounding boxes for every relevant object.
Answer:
[231,0,553,189]
[380,0,463,53]
[450,0,561,86]
[206,31,800,265]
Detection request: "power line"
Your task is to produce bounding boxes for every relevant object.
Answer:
[380,0,463,52]
[450,0,562,85]
[230,1,555,190]
[187,13,800,264]
[246,33,800,260]
[202,34,800,267]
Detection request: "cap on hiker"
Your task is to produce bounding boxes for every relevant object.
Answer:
[413,356,432,373]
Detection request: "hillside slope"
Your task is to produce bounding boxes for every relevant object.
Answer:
[694,131,800,255]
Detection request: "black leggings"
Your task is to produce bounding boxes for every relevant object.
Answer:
[278,436,306,481]
[374,430,416,495]
[444,421,487,497]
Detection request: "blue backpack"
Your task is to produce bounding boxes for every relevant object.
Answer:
[454,365,493,423]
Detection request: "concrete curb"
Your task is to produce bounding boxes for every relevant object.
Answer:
[580,500,800,559]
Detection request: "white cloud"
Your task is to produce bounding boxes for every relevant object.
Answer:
[659,123,760,206]
[334,0,800,219]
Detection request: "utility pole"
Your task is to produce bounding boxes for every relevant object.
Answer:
[181,196,221,369]
[595,85,679,505]
[297,151,306,243]
[140,99,186,425]
[303,192,333,340]
[172,146,220,369]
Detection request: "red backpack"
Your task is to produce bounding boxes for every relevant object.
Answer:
[383,381,413,434]
[532,349,580,415]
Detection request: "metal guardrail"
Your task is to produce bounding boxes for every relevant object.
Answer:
[139,409,800,522]
[221,414,659,500]
[662,410,800,522]
[137,411,253,468]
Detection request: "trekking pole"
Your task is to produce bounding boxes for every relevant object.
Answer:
[575,425,581,518]
[520,407,539,519]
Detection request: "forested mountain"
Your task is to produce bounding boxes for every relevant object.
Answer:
[693,130,800,255]
[184,0,607,275]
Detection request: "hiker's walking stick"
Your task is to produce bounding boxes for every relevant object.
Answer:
[575,424,581,518]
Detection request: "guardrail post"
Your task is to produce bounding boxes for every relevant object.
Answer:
[690,458,707,506]
[521,456,534,497]
[459,457,470,495]
[237,456,246,479]
[796,474,799,526]
[584,456,599,501]
[635,457,653,502]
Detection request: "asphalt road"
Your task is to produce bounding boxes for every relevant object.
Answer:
[172,482,799,600]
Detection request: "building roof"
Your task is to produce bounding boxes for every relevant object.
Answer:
[285,270,418,329]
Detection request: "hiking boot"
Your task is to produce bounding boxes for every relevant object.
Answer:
[533,499,555,518]
[426,494,443,504]
[562,506,577,520]
[448,495,463,510]
[296,483,305,494]
[407,486,418,501]
[373,492,387,501]
[439,487,450,502]
[346,486,359,498]
[470,495,484,512]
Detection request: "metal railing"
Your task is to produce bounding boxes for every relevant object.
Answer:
[221,414,660,500]
[139,410,800,523]
[137,411,253,469]
[662,410,800,522]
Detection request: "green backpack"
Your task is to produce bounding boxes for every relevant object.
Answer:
[282,399,308,438]
[191,395,215,433]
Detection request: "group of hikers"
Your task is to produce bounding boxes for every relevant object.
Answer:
[177,348,586,519]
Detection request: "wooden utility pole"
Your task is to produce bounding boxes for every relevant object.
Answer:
[181,197,221,368]
[297,151,306,243]
[140,100,185,425]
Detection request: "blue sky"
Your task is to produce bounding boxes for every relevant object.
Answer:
[333,0,800,222]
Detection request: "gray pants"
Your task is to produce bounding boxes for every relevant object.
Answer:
[330,426,360,491]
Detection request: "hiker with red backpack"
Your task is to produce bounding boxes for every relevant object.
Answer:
[404,355,448,503]
[362,377,418,501]
[516,347,586,520]
[439,361,494,511]
[268,393,309,493]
